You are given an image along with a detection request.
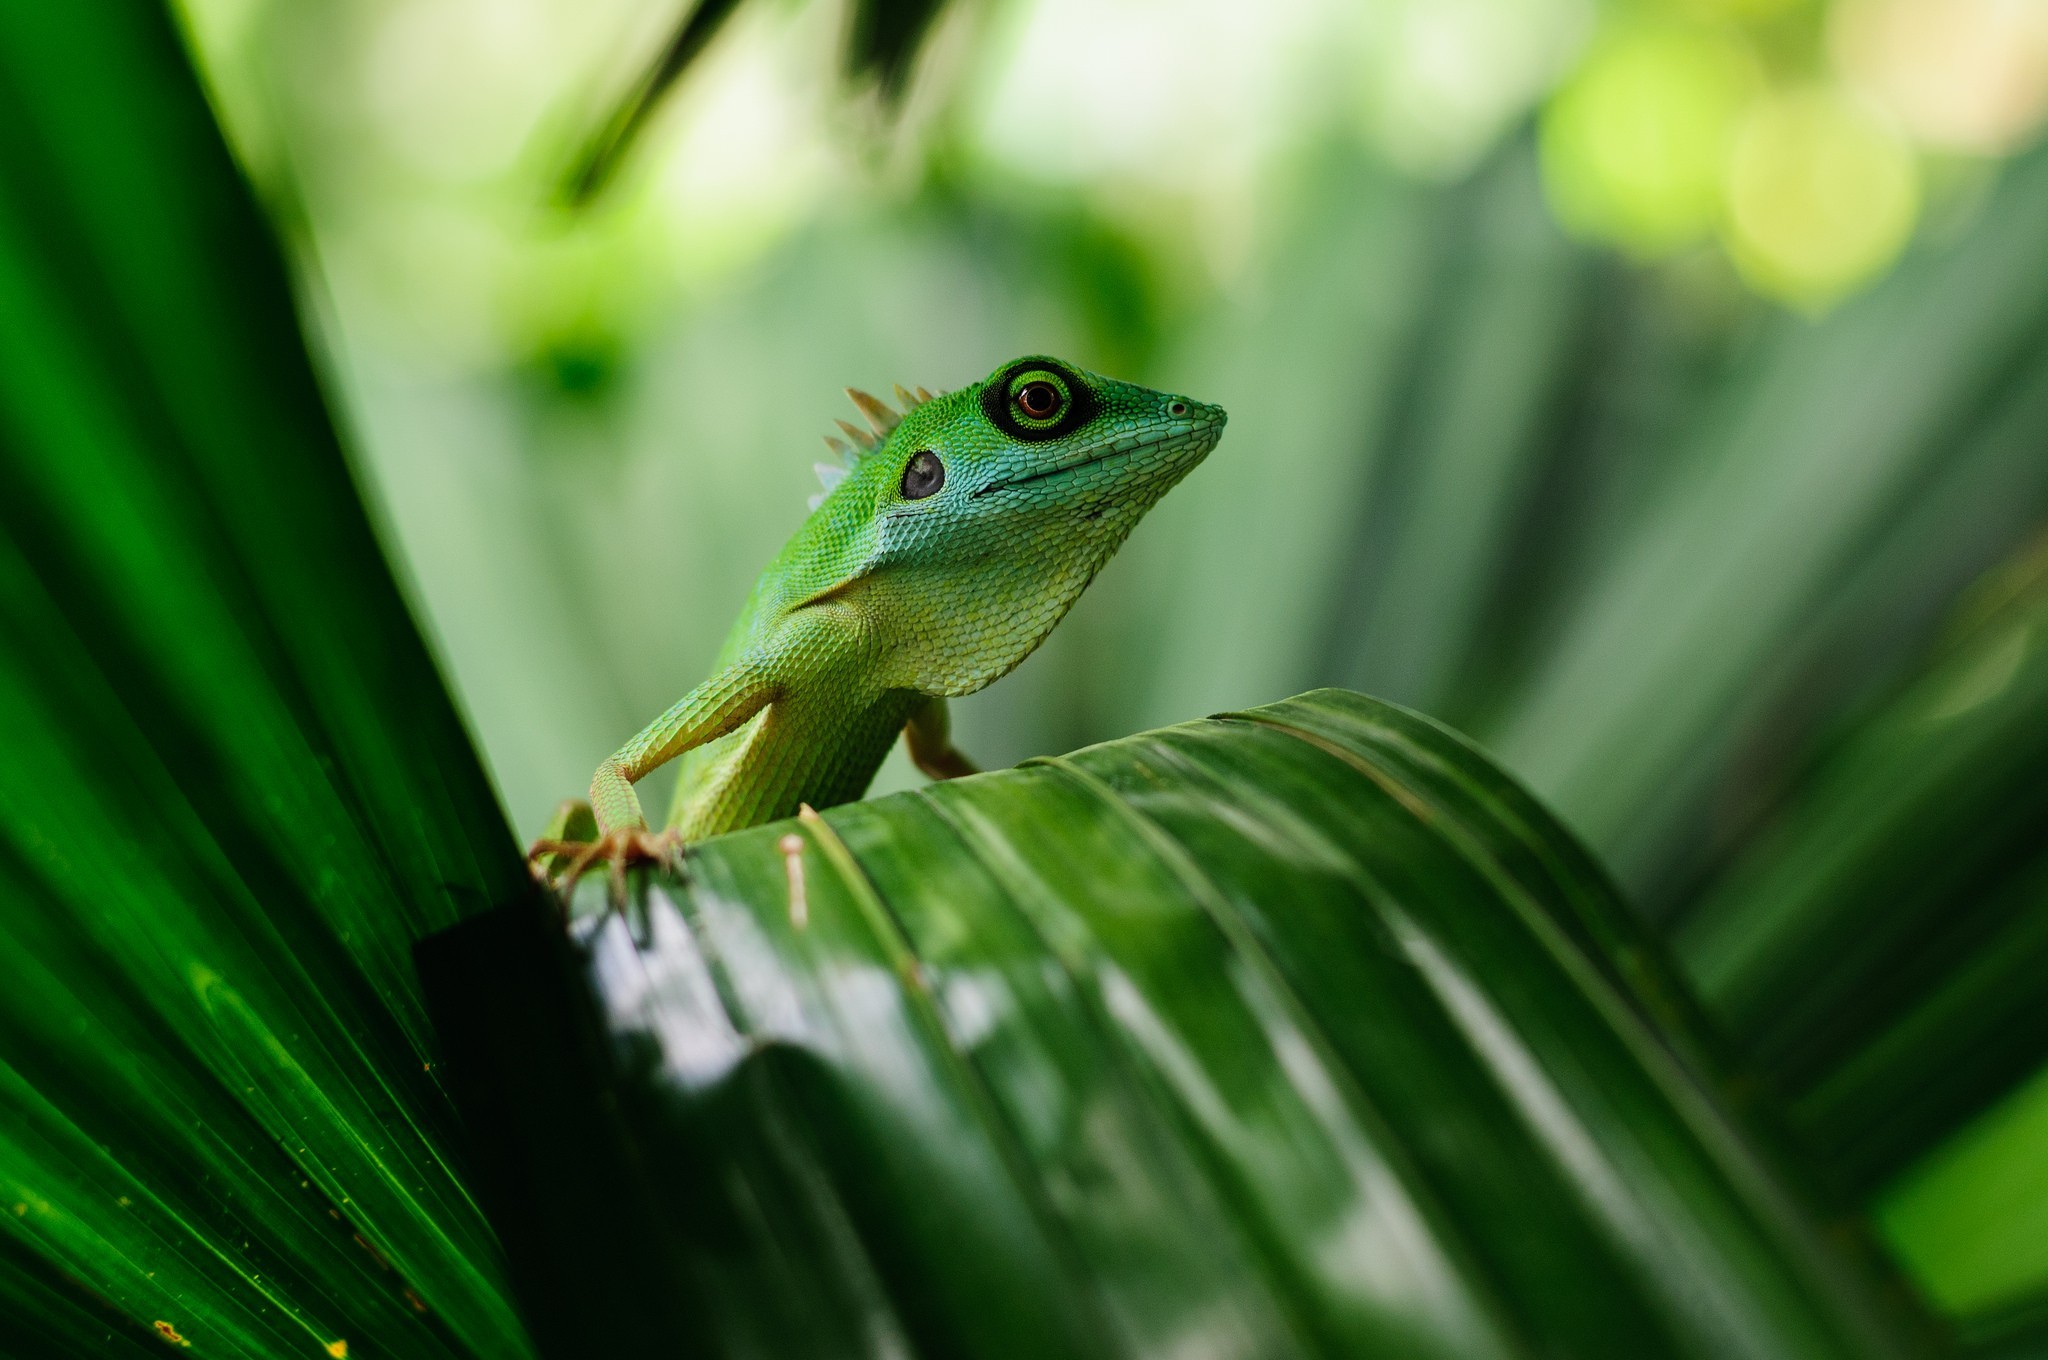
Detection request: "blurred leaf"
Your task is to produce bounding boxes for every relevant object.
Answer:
[1478,136,2048,903]
[1324,135,1601,712]
[1110,147,1440,737]
[1676,536,2048,1196]
[561,0,951,205]
[424,690,1930,1360]
[0,3,530,1356]
[1310,134,2048,1322]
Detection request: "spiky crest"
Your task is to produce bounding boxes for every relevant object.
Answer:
[833,419,876,452]
[810,382,947,505]
[846,388,899,437]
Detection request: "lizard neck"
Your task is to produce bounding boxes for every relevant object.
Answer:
[872,535,1124,697]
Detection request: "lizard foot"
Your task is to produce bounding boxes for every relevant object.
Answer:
[527,825,687,912]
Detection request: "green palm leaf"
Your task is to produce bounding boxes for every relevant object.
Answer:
[425,692,1927,1359]
[0,4,529,1356]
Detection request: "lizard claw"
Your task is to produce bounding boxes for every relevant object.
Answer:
[527,826,687,913]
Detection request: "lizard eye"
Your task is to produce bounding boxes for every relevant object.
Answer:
[901,449,945,500]
[1016,381,1062,420]
[982,359,1094,441]
[1005,369,1071,430]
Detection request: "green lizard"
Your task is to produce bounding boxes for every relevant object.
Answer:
[530,355,1226,891]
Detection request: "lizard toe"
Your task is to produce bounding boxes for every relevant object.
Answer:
[531,827,688,912]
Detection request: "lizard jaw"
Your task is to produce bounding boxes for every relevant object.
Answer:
[970,445,1128,498]
[970,426,1217,499]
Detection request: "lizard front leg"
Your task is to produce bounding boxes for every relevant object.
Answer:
[904,695,979,781]
[530,659,775,901]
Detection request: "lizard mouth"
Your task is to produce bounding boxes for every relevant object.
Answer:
[971,447,1126,499]
[971,426,1215,500]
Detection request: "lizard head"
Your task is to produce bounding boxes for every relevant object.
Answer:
[883,355,1223,532]
[808,355,1226,694]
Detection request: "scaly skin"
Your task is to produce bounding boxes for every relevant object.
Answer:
[531,355,1226,889]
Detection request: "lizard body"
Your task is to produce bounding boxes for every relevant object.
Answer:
[533,355,1225,883]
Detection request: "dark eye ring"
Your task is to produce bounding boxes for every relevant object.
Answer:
[1015,381,1062,420]
[901,449,945,500]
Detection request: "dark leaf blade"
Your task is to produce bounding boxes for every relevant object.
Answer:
[844,0,947,90]
[559,0,954,206]
[558,0,747,206]
[435,690,1935,1358]
[0,4,531,1356]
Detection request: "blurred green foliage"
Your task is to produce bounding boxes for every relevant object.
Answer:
[4,0,2045,1348]
[148,0,2048,1339]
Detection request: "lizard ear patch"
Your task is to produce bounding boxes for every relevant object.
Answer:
[807,460,850,511]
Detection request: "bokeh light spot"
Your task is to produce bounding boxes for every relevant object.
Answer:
[1833,0,2048,154]
[1722,87,1920,306]
[1538,25,1760,256]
